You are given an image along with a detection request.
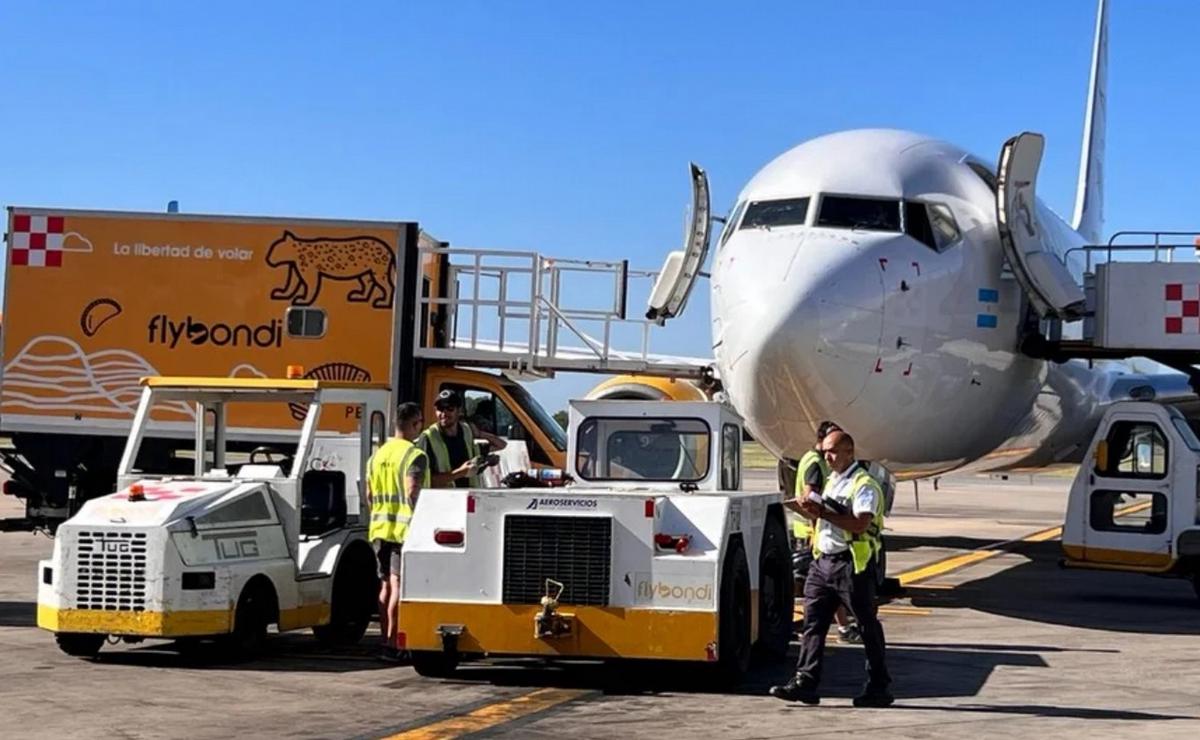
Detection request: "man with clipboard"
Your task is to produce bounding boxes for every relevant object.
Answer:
[770,430,893,708]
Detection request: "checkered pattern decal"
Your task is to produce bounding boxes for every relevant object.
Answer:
[9,214,66,267]
[1164,282,1200,334]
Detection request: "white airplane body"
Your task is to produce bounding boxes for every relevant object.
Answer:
[704,0,1183,477]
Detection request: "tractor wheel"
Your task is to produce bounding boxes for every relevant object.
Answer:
[755,513,793,662]
[411,650,459,678]
[223,578,276,659]
[314,546,377,646]
[713,538,752,685]
[55,633,104,659]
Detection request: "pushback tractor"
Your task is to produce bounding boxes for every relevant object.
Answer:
[397,399,794,681]
[37,375,390,658]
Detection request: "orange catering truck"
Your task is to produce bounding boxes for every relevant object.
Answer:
[0,207,584,530]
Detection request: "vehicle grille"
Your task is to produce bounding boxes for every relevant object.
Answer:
[502,515,611,606]
[73,530,149,611]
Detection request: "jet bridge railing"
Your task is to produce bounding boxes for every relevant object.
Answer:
[1067,231,1200,274]
[413,246,707,379]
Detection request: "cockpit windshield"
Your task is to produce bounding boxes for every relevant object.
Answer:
[739,197,810,230]
[816,196,901,232]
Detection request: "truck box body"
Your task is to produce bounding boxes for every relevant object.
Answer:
[3,207,419,438]
[0,207,443,525]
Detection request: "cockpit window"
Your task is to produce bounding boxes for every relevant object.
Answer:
[718,200,747,247]
[739,197,810,230]
[817,196,901,232]
[927,203,961,249]
[904,201,962,252]
[904,202,936,249]
[966,161,998,193]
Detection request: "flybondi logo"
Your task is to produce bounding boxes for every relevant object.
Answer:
[525,497,599,510]
[147,314,283,349]
[635,579,712,603]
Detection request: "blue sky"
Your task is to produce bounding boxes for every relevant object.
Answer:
[3,1,1198,414]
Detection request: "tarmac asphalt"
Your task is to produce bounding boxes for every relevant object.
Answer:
[2,470,1200,739]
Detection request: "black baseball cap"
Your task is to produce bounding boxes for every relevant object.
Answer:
[434,389,463,410]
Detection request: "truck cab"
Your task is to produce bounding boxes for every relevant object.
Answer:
[37,376,391,658]
[421,366,567,468]
[1062,401,1200,599]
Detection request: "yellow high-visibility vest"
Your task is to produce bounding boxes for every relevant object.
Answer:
[812,464,885,575]
[420,423,480,487]
[367,438,426,544]
[792,448,828,541]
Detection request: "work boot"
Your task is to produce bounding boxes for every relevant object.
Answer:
[837,623,862,644]
[378,645,402,663]
[852,687,894,708]
[769,675,820,705]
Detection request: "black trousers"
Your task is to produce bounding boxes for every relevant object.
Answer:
[794,552,891,690]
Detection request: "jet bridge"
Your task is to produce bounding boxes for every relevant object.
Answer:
[1022,231,1200,391]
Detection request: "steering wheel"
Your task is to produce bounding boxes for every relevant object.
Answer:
[249,446,290,467]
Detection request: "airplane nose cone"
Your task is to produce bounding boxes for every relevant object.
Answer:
[713,230,885,456]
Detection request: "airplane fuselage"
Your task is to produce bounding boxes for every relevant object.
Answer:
[711,129,1104,477]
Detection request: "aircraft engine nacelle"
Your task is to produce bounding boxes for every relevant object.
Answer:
[585,375,709,402]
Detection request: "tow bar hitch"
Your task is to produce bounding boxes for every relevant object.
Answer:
[534,579,574,640]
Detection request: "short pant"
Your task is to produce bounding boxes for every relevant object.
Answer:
[373,539,402,579]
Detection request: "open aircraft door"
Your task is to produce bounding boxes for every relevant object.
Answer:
[646,163,711,325]
[996,132,1086,320]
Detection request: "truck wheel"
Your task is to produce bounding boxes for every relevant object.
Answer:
[224,579,276,658]
[411,650,459,678]
[313,546,377,646]
[714,539,752,684]
[755,514,793,661]
[55,633,104,659]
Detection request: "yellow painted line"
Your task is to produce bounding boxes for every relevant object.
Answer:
[1023,527,1065,543]
[878,605,933,615]
[384,688,591,740]
[896,499,1155,587]
[793,605,931,619]
[898,548,1003,586]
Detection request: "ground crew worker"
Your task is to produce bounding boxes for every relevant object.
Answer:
[367,402,428,662]
[788,421,861,644]
[419,389,507,488]
[771,430,893,707]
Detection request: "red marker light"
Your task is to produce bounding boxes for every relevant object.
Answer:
[434,529,464,546]
[654,533,691,554]
[644,498,655,518]
[467,495,476,514]
[128,483,146,502]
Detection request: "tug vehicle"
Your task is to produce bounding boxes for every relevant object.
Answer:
[36,375,389,658]
[397,399,794,681]
[1062,401,1200,599]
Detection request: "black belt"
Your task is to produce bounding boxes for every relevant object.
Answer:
[820,550,853,562]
